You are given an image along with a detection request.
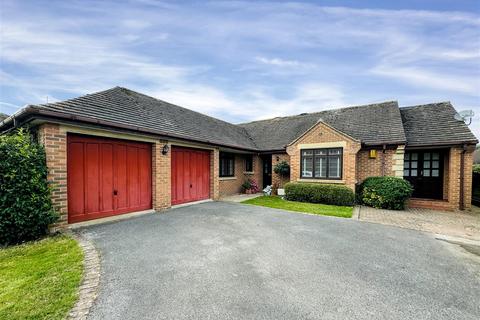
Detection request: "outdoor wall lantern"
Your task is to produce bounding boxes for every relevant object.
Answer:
[369,149,377,159]
[162,144,170,155]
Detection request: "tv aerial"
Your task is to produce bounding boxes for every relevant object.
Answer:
[454,110,474,126]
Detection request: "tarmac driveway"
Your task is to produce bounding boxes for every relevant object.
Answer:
[82,202,480,320]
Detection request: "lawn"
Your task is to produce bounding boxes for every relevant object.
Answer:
[0,235,84,320]
[241,196,353,218]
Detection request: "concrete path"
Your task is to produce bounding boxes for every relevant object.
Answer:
[357,206,480,241]
[82,202,480,320]
[220,193,262,202]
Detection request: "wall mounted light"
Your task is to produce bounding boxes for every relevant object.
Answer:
[369,149,377,159]
[162,144,170,155]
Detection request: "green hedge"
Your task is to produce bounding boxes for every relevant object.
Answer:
[359,176,413,210]
[284,182,355,206]
[0,129,57,245]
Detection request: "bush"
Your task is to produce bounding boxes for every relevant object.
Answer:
[359,176,413,210]
[284,182,355,206]
[273,161,290,177]
[473,164,480,174]
[0,129,57,245]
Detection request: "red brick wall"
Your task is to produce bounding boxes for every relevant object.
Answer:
[271,153,290,188]
[356,149,396,182]
[219,154,262,197]
[37,124,68,229]
[286,122,361,190]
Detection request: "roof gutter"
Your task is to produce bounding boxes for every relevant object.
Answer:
[0,106,260,152]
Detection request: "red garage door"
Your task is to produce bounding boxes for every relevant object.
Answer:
[67,134,152,223]
[171,147,210,205]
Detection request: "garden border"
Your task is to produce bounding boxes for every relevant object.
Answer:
[67,231,101,320]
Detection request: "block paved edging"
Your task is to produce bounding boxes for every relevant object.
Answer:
[67,232,101,320]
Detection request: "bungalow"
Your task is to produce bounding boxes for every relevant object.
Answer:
[0,87,477,226]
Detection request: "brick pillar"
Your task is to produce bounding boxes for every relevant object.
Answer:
[37,123,68,229]
[392,145,405,178]
[271,153,290,188]
[153,141,171,210]
[211,148,220,200]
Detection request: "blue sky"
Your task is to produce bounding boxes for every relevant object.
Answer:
[1,0,479,136]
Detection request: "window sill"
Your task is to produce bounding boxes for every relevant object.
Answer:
[243,171,255,175]
[297,179,345,184]
[219,176,237,181]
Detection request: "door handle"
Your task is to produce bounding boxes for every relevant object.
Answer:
[113,190,118,195]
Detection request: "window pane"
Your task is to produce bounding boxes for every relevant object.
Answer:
[411,161,417,169]
[432,160,439,168]
[245,156,253,172]
[411,153,418,160]
[302,150,313,156]
[404,169,409,176]
[404,161,409,169]
[302,157,313,177]
[405,153,410,160]
[432,169,439,177]
[329,149,342,155]
[423,161,430,168]
[432,153,439,160]
[328,156,341,178]
[423,169,430,177]
[315,149,327,155]
[411,169,417,176]
[314,157,327,178]
[424,153,430,160]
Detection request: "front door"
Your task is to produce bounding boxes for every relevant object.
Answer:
[404,150,444,199]
[261,155,272,188]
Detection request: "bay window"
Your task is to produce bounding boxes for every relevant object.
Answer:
[301,148,342,179]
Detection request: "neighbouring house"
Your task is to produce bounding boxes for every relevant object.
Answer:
[0,87,477,227]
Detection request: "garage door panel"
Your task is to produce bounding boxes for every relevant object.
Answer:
[101,143,114,212]
[67,142,85,216]
[114,144,128,210]
[139,147,151,206]
[171,147,210,205]
[68,134,152,223]
[85,143,100,214]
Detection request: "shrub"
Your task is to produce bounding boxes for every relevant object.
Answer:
[242,178,259,193]
[273,161,290,177]
[0,129,57,245]
[284,182,355,206]
[359,176,413,210]
[473,164,480,174]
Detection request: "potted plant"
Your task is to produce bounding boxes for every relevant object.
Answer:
[242,179,252,194]
[242,178,260,194]
[273,160,290,177]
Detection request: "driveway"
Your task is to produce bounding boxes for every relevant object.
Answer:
[81,202,480,320]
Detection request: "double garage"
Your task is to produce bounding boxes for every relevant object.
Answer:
[67,134,211,223]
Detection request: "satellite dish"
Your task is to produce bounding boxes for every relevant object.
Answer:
[454,110,474,125]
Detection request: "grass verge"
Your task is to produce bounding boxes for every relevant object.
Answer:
[241,196,353,218]
[0,235,84,320]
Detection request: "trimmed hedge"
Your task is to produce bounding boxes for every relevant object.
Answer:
[0,129,57,245]
[284,182,355,206]
[359,176,413,210]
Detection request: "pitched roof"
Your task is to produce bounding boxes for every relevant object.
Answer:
[400,102,478,147]
[239,101,407,149]
[30,87,258,150]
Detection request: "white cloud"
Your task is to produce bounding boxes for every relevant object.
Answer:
[256,57,302,67]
